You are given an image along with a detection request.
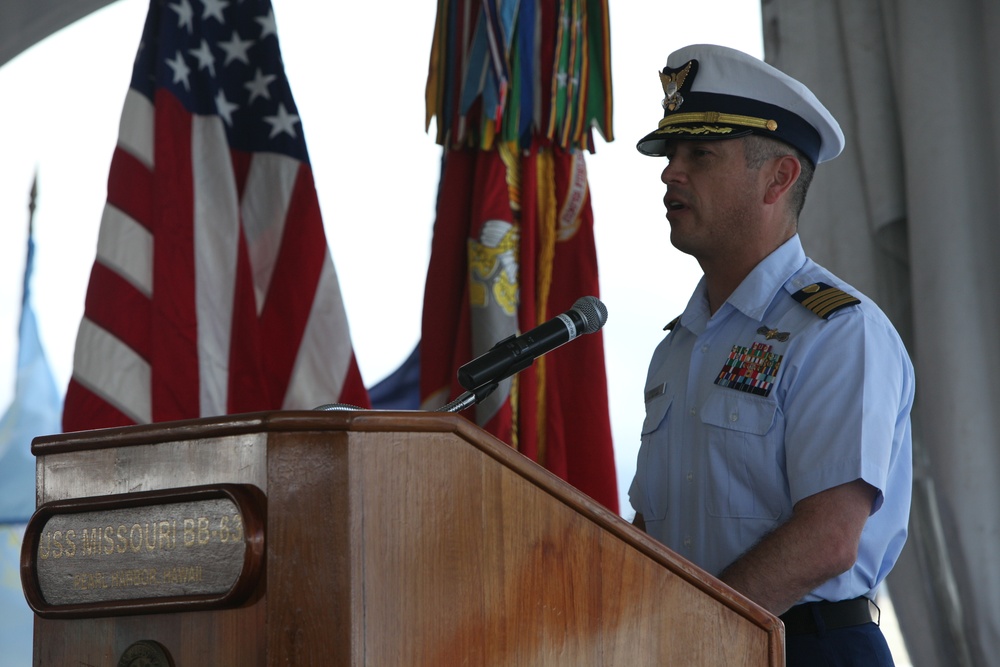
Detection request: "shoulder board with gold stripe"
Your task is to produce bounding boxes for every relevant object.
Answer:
[663,315,681,331]
[791,282,860,319]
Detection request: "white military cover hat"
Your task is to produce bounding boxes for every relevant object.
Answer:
[636,44,844,165]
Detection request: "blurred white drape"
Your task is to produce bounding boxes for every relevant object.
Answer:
[0,0,117,67]
[763,1,1000,665]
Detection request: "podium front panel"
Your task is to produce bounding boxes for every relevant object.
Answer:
[26,411,782,666]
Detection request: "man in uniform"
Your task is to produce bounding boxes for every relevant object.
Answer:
[628,44,914,666]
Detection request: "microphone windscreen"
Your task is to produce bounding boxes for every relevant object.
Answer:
[573,296,608,335]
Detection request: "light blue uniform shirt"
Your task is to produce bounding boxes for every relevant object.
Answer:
[629,235,914,604]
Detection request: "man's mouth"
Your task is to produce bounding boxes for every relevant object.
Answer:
[664,195,688,212]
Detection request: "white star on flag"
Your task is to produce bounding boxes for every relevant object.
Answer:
[219,30,252,66]
[245,68,276,103]
[166,51,191,89]
[201,0,230,23]
[189,39,216,76]
[215,89,238,125]
[264,102,300,138]
[170,0,194,34]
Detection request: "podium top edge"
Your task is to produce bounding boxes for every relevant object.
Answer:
[33,410,472,455]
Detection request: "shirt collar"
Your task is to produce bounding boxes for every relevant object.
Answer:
[727,234,807,321]
[679,235,807,331]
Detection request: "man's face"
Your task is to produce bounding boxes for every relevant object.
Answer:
[660,138,764,262]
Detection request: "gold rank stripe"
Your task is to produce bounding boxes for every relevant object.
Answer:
[802,291,858,318]
[657,111,779,132]
[793,283,861,319]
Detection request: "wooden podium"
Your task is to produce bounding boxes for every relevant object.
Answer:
[22,411,783,666]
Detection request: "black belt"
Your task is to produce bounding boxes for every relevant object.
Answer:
[779,597,877,636]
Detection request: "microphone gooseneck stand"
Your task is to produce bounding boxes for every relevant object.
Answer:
[435,381,499,414]
[314,295,606,416]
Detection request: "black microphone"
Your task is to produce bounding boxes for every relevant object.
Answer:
[457,296,608,390]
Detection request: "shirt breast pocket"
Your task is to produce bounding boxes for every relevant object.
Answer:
[635,392,673,521]
[700,390,782,520]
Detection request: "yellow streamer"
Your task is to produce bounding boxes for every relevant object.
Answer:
[534,147,558,465]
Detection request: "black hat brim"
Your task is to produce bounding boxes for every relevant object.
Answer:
[636,125,754,157]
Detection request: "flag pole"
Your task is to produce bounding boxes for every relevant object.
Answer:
[21,172,39,322]
[28,171,37,234]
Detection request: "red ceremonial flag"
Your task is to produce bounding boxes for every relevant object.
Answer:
[422,0,618,511]
[63,0,369,431]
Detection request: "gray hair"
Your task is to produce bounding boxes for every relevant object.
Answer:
[742,135,815,218]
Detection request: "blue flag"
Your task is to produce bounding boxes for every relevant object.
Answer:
[368,345,420,410]
[0,234,62,523]
[0,526,32,666]
[0,229,62,666]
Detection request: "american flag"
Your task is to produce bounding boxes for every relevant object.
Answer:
[63,0,369,431]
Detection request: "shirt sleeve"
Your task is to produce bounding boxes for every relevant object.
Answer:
[779,306,912,512]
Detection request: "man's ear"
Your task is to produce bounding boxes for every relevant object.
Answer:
[762,154,801,205]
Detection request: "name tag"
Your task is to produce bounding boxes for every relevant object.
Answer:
[645,383,666,403]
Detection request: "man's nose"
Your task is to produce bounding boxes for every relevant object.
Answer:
[661,160,681,184]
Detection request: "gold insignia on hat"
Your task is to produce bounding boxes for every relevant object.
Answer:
[660,61,694,112]
[657,112,779,133]
[658,125,735,136]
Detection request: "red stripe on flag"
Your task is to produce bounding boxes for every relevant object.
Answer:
[339,353,369,408]
[225,229,270,413]
[229,150,253,204]
[150,91,200,423]
[84,262,151,360]
[64,378,137,432]
[258,165,327,400]
[106,148,154,228]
